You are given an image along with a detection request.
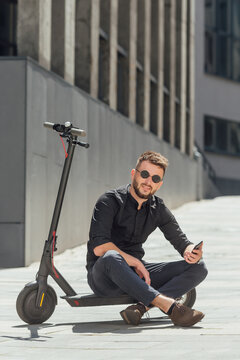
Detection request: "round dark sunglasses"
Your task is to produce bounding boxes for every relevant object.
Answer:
[135,169,162,183]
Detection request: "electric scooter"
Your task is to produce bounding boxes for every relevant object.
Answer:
[16,122,196,325]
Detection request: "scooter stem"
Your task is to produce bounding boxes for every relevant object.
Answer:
[36,136,77,307]
[47,136,76,241]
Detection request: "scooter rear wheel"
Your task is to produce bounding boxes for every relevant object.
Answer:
[176,288,196,308]
[16,284,57,324]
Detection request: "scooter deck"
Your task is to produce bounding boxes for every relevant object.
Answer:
[61,293,137,307]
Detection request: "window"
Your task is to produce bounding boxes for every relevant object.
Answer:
[0,0,17,56]
[98,34,109,105]
[204,115,240,156]
[117,51,128,116]
[117,0,130,117]
[150,80,158,135]
[136,67,144,126]
[205,0,240,82]
[98,1,110,105]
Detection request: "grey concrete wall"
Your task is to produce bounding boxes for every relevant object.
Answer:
[195,0,240,185]
[0,58,217,267]
[0,60,26,267]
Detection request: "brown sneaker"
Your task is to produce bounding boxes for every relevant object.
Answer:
[120,303,147,325]
[169,303,205,327]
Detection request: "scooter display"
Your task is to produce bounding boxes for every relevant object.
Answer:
[16,122,196,325]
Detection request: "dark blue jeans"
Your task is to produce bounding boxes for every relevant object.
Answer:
[87,250,208,307]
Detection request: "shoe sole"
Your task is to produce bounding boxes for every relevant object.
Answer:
[172,313,205,327]
[120,310,141,326]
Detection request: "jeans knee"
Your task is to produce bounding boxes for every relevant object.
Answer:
[101,250,124,269]
[196,260,208,281]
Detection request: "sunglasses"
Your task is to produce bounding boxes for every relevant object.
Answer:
[135,169,162,183]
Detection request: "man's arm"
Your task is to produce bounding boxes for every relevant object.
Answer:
[93,242,151,285]
[158,204,203,264]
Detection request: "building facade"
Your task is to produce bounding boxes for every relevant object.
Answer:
[1,0,196,157]
[195,0,240,194]
[0,0,221,267]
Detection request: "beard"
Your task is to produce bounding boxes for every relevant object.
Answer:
[132,177,154,199]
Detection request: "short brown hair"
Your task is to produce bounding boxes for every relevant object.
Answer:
[136,151,169,174]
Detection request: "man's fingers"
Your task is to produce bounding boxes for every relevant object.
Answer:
[142,269,151,285]
[136,269,143,278]
[185,249,202,264]
[145,272,151,285]
[145,277,151,285]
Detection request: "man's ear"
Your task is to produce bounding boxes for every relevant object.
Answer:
[130,169,135,180]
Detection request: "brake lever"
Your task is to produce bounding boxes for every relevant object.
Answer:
[76,141,90,148]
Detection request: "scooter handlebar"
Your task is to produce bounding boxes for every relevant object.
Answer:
[44,122,86,137]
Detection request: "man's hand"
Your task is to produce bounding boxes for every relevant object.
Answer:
[184,243,203,264]
[134,260,151,285]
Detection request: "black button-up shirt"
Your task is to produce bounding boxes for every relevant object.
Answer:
[86,184,192,270]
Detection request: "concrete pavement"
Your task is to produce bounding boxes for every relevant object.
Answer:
[0,196,240,359]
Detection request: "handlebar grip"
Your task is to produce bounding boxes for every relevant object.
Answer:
[44,122,86,137]
[44,122,54,129]
[70,127,86,137]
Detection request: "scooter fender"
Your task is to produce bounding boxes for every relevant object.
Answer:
[24,280,39,289]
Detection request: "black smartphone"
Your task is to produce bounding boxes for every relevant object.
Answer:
[192,241,203,252]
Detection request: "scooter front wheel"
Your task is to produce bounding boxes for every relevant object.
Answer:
[16,283,57,324]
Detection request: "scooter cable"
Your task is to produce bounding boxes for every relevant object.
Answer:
[59,135,68,158]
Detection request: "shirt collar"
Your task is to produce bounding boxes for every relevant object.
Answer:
[127,184,152,209]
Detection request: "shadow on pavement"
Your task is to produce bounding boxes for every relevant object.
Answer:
[1,324,52,342]
[11,317,203,339]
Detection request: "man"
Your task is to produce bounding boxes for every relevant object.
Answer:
[86,151,208,326]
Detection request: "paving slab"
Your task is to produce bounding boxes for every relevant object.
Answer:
[0,196,240,359]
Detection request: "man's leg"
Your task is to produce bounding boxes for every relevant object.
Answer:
[144,259,208,299]
[87,250,160,306]
[120,259,207,326]
[88,250,176,325]
[88,250,205,326]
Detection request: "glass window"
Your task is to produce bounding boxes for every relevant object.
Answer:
[232,39,240,81]
[216,120,228,151]
[117,52,128,117]
[163,94,170,142]
[229,123,240,154]
[205,0,240,82]
[204,117,215,148]
[175,103,181,149]
[0,0,17,56]
[216,35,231,77]
[150,81,158,135]
[204,115,240,156]
[205,30,216,72]
[205,0,215,28]
[98,37,109,105]
[217,0,231,33]
[136,68,144,127]
[233,0,240,37]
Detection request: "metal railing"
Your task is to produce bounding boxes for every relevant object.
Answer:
[194,141,217,183]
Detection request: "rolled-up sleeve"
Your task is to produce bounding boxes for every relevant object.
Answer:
[88,193,119,252]
[158,205,193,256]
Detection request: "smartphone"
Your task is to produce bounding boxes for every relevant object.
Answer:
[192,241,203,252]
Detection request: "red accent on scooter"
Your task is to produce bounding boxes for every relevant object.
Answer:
[60,135,68,158]
[52,231,59,279]
[74,300,79,306]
